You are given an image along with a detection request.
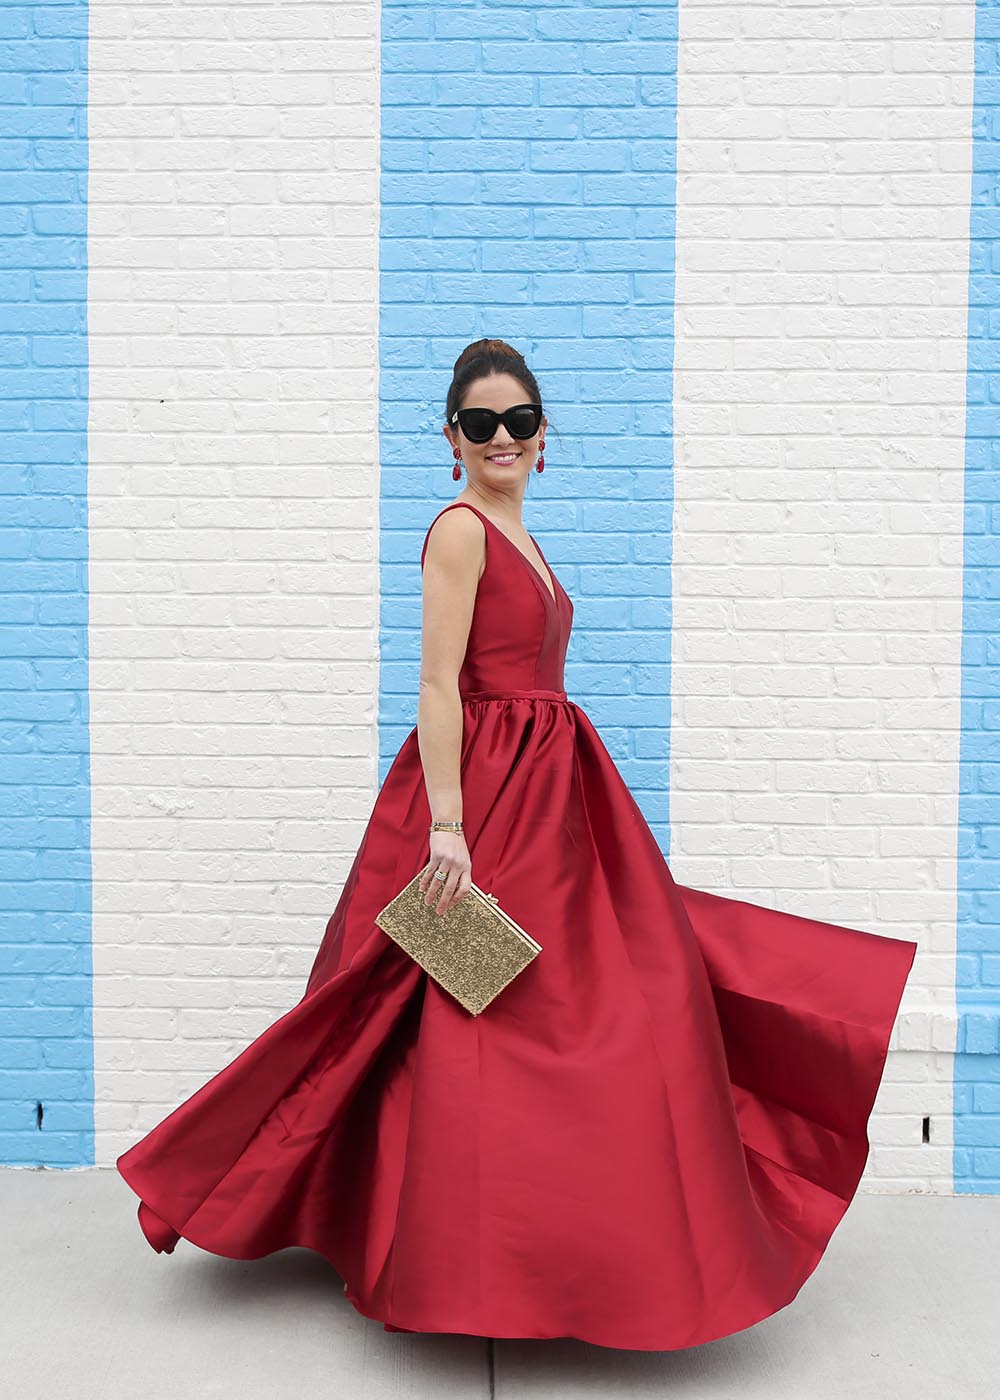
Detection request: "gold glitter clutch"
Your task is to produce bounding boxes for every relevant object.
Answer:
[374,871,542,1016]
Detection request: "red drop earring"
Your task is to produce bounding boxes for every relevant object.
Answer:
[536,438,545,473]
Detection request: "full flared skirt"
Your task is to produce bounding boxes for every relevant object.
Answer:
[116,695,917,1351]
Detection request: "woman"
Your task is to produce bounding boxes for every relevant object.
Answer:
[117,339,918,1352]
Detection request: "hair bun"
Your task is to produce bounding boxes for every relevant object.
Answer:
[454,338,524,372]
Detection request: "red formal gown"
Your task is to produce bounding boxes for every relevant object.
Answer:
[117,500,918,1351]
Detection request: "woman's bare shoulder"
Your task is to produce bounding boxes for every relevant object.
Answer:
[422,503,487,562]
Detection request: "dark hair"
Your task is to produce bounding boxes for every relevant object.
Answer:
[445,338,547,428]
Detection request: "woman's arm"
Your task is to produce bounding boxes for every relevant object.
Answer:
[415,507,485,914]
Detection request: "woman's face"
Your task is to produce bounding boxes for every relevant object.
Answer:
[443,373,546,486]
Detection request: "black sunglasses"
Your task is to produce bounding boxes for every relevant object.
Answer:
[449,402,543,445]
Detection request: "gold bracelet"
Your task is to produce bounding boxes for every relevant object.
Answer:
[430,819,463,832]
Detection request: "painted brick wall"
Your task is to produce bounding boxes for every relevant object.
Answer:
[665,2,977,1192]
[85,1,383,1167]
[0,1,91,1167]
[378,0,952,1192]
[1,0,988,1192]
[956,0,1000,1192]
[378,0,677,857]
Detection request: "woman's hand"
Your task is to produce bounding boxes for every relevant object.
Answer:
[418,830,472,917]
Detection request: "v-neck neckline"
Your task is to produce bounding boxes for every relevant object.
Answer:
[455,502,558,607]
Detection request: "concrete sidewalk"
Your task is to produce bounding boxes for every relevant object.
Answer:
[3,1168,995,1400]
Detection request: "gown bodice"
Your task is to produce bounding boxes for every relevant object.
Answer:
[420,501,574,698]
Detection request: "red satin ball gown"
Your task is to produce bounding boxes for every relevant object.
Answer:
[117,500,918,1352]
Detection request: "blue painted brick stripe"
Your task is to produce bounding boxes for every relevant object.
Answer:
[956,0,1000,1192]
[378,1,678,858]
[0,2,91,1167]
